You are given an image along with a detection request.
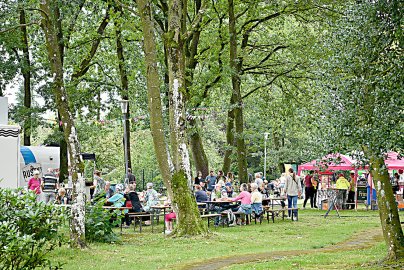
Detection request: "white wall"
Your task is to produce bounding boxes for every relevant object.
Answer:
[0,97,9,125]
[0,125,20,188]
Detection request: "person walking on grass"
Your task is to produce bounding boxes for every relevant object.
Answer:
[303,171,314,209]
[284,168,302,221]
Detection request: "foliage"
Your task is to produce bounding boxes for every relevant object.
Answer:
[85,200,121,243]
[0,188,66,270]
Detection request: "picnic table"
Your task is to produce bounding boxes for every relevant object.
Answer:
[151,204,172,232]
[262,196,286,209]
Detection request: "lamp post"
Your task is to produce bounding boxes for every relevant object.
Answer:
[264,132,269,180]
[119,99,129,185]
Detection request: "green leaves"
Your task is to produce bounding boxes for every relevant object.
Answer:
[0,188,67,270]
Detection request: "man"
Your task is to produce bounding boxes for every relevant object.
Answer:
[41,168,58,203]
[347,172,356,210]
[128,168,136,184]
[194,185,208,203]
[254,172,263,187]
[336,173,350,209]
[104,181,114,199]
[205,170,217,192]
[303,171,314,209]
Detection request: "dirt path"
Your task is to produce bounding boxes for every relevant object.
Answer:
[178,228,383,270]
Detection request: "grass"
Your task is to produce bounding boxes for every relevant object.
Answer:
[48,208,402,270]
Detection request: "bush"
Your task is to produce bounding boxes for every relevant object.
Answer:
[85,200,121,243]
[0,188,66,270]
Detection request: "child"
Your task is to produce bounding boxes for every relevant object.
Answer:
[57,188,69,204]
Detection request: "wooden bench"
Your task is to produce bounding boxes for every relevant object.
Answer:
[263,206,285,223]
[128,212,152,232]
[200,213,221,227]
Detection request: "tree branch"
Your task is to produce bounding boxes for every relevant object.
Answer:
[0,22,40,34]
[71,7,111,80]
[242,65,298,99]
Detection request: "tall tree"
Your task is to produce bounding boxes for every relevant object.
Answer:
[18,3,32,146]
[39,0,86,248]
[321,0,404,260]
[138,0,206,236]
[114,4,132,170]
[228,0,248,182]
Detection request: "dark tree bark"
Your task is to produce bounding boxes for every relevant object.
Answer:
[114,5,132,169]
[222,94,235,174]
[138,0,206,236]
[58,112,69,182]
[18,6,31,146]
[228,0,248,183]
[189,118,209,178]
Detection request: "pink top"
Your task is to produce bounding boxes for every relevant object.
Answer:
[232,191,251,205]
[28,177,41,194]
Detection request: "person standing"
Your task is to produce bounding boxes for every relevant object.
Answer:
[254,172,263,188]
[41,168,58,203]
[347,172,356,210]
[92,170,105,201]
[194,171,203,188]
[303,171,314,209]
[28,170,42,201]
[336,173,350,209]
[284,168,302,221]
[205,170,217,192]
[311,172,319,208]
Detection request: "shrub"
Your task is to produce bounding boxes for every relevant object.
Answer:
[85,200,121,243]
[0,188,66,270]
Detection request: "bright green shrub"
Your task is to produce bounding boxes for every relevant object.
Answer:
[85,200,121,243]
[0,188,66,270]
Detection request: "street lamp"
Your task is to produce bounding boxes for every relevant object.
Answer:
[264,132,269,180]
[119,99,129,185]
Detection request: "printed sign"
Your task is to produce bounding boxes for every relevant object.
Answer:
[22,163,43,182]
[357,186,367,201]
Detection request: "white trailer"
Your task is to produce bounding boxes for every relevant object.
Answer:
[0,125,21,188]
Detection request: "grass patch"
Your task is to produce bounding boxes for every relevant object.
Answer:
[48,209,401,270]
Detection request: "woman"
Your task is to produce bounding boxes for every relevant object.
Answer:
[230,183,252,225]
[284,168,302,221]
[28,170,42,201]
[250,183,263,219]
[143,182,159,212]
[194,171,203,185]
[124,183,144,227]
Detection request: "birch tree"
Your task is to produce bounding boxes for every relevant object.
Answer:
[138,0,206,236]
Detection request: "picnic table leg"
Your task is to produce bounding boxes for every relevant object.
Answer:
[151,212,154,233]
[208,216,210,228]
[163,208,166,233]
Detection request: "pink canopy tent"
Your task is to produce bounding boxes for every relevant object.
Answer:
[298,153,355,175]
[384,152,404,170]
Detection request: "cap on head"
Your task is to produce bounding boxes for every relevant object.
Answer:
[33,170,40,175]
[146,182,153,189]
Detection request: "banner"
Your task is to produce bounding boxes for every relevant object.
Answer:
[22,163,43,183]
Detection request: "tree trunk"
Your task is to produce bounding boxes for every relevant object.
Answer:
[138,0,206,236]
[115,6,132,170]
[222,94,235,174]
[228,0,248,183]
[58,112,69,182]
[365,150,404,260]
[39,0,86,248]
[19,5,31,146]
[189,118,209,178]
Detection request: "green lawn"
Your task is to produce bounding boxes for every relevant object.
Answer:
[49,209,400,270]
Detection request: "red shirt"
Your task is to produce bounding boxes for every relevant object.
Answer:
[28,177,41,194]
[304,175,313,188]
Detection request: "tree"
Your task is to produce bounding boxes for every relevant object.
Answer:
[320,0,404,261]
[138,0,207,236]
